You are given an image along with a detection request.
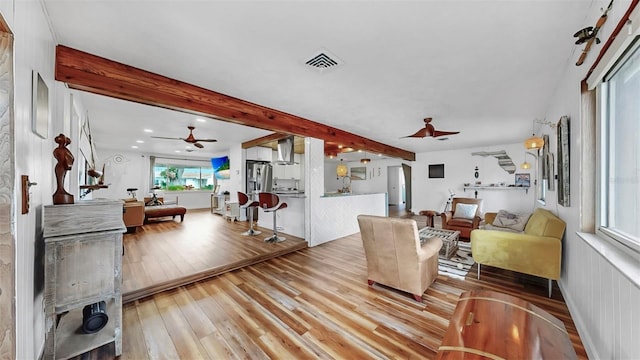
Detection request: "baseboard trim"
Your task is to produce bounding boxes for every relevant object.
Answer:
[557,280,598,360]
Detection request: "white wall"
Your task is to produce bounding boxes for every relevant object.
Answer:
[413,143,536,215]
[324,158,406,195]
[88,149,239,209]
[542,1,640,358]
[9,2,60,358]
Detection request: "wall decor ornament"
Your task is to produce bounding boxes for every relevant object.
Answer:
[557,116,570,206]
[52,134,74,205]
[32,70,49,139]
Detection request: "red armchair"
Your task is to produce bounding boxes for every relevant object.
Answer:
[440,198,483,239]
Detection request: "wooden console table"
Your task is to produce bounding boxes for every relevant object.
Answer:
[436,290,577,359]
[43,199,126,359]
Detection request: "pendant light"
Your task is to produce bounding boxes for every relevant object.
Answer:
[336,159,348,177]
[524,135,545,150]
[524,119,544,150]
[360,151,371,164]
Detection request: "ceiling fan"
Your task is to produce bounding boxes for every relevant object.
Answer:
[401,117,460,139]
[151,126,217,148]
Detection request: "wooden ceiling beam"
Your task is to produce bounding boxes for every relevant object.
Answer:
[55,45,415,161]
[242,133,290,149]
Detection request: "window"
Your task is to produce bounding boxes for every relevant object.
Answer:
[598,41,640,252]
[151,157,215,191]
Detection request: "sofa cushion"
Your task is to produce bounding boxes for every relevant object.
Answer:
[492,210,530,232]
[453,203,478,220]
[449,218,474,227]
[482,223,524,233]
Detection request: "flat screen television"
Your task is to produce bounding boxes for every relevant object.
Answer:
[428,164,445,178]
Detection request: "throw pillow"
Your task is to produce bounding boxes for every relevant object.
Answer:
[492,210,531,232]
[453,203,478,219]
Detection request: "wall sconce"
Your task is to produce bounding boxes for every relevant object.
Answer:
[336,159,348,178]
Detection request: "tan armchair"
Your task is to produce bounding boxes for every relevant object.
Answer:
[440,197,483,239]
[357,215,443,302]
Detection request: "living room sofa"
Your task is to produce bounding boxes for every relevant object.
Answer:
[470,208,566,297]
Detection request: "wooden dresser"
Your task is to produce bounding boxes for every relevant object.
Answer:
[436,290,577,360]
[43,199,126,359]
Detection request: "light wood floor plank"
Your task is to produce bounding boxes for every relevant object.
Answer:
[75,210,588,360]
[135,298,181,359]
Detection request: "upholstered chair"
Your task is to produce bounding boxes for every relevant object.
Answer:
[440,197,484,239]
[357,214,443,302]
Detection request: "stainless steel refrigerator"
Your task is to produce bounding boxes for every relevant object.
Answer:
[246,161,272,220]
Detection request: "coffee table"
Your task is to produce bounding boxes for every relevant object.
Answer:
[419,227,460,259]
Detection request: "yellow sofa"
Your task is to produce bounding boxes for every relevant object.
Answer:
[470,208,566,297]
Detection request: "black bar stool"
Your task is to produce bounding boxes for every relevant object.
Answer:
[258,192,288,243]
[238,192,261,236]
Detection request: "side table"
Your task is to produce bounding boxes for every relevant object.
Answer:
[419,210,440,227]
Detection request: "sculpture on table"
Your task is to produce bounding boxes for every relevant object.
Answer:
[53,133,74,205]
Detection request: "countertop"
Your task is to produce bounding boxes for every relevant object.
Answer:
[321,192,385,198]
[273,190,306,198]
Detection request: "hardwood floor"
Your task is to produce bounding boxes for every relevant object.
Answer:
[122,208,307,302]
[79,232,587,359]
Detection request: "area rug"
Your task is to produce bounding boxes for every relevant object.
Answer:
[438,241,474,279]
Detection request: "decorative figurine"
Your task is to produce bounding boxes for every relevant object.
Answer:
[53,133,75,205]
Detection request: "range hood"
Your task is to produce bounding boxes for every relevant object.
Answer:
[275,136,295,165]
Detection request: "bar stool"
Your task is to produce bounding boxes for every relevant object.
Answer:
[238,192,261,236]
[258,192,288,243]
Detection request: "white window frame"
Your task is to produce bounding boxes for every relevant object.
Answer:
[595,39,640,256]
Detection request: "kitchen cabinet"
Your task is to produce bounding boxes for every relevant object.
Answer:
[246,146,272,161]
[43,199,126,359]
[273,154,302,180]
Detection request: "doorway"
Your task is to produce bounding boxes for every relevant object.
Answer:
[387,164,411,215]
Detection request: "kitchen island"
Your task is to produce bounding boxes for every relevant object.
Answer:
[309,192,388,246]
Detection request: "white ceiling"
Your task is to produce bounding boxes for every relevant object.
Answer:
[44,1,597,161]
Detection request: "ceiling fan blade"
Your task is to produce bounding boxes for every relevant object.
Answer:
[194,139,217,142]
[433,130,460,137]
[401,128,430,138]
[151,136,184,140]
[194,142,204,149]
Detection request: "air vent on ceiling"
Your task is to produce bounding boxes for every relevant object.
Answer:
[304,49,343,72]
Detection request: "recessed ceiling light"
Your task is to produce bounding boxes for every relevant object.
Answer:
[378,154,382,156]
[196,118,206,123]
[136,140,144,143]
[357,149,363,153]
[175,150,181,153]
[131,145,139,149]
[143,129,153,133]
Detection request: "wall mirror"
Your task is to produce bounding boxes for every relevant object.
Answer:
[557,116,570,206]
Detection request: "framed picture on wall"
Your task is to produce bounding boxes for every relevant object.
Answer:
[515,173,530,187]
[351,167,366,180]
